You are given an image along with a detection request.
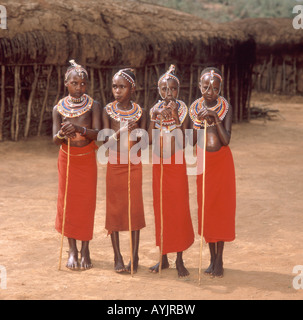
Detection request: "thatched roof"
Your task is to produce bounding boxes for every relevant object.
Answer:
[0,0,252,67]
[227,18,303,57]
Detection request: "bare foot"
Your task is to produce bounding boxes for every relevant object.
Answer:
[80,248,93,270]
[204,261,215,275]
[126,257,139,273]
[213,258,224,278]
[114,255,126,273]
[66,249,79,270]
[176,259,190,278]
[149,255,169,273]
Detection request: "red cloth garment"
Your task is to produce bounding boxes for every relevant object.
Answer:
[197,146,236,243]
[153,150,194,255]
[105,151,145,232]
[55,141,98,241]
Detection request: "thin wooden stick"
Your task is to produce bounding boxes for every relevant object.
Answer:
[14,66,21,142]
[24,64,39,138]
[221,64,225,97]
[0,65,5,141]
[199,120,207,285]
[128,130,134,277]
[188,64,193,107]
[53,66,61,106]
[268,54,273,93]
[293,57,297,95]
[89,68,94,97]
[58,138,71,270]
[234,64,239,123]
[144,65,148,108]
[38,65,53,136]
[159,116,164,276]
[98,69,107,107]
[11,66,21,141]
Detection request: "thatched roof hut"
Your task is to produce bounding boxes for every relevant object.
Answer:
[0,0,255,141]
[227,18,303,95]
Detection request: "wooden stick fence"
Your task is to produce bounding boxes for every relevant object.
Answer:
[0,61,257,141]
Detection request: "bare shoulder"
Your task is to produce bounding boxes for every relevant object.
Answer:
[92,99,101,108]
[225,103,233,119]
[102,104,111,128]
[102,104,110,117]
[138,107,147,129]
[52,105,60,118]
[92,100,101,112]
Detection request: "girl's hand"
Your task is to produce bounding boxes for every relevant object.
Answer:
[127,120,138,132]
[152,107,172,120]
[119,120,138,134]
[167,100,179,121]
[197,108,218,125]
[60,120,77,138]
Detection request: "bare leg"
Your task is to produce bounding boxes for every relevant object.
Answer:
[80,241,93,270]
[204,243,216,275]
[126,230,140,273]
[176,251,190,278]
[149,254,169,273]
[66,238,79,270]
[213,241,224,277]
[110,231,125,273]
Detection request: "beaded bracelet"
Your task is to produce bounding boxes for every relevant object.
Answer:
[56,131,65,139]
[80,127,87,136]
[112,132,119,141]
[193,119,202,130]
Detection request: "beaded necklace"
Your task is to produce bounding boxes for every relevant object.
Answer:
[57,94,94,118]
[189,96,229,129]
[150,100,188,132]
[106,101,142,122]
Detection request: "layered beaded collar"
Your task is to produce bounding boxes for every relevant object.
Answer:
[106,101,142,122]
[57,94,93,118]
[189,96,229,129]
[150,99,188,132]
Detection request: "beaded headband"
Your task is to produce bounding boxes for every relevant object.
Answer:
[65,60,88,81]
[113,68,136,88]
[200,69,222,95]
[158,65,180,87]
[201,70,222,83]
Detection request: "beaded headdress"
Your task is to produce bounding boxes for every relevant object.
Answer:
[113,68,136,88]
[200,69,222,95]
[65,60,88,81]
[158,64,180,87]
[200,69,222,83]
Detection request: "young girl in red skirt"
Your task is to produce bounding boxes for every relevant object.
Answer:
[189,67,236,278]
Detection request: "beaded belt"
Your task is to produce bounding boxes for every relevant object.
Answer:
[60,145,95,157]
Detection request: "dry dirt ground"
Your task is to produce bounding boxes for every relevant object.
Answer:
[0,93,303,300]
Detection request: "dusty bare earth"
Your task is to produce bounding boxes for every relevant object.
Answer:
[0,93,303,300]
